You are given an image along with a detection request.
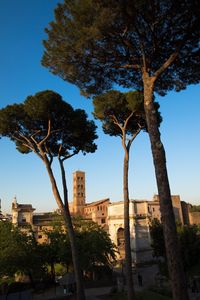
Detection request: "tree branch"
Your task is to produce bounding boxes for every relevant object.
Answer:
[120,64,140,69]
[61,150,79,162]
[15,133,43,160]
[44,143,53,165]
[123,111,134,133]
[109,114,123,131]
[153,51,179,79]
[38,119,51,146]
[127,128,141,151]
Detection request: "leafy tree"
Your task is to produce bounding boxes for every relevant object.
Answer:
[40,227,71,281]
[177,225,200,274]
[0,221,19,277]
[74,218,117,272]
[42,217,116,279]
[150,220,200,275]
[0,90,97,300]
[0,221,43,286]
[42,2,200,299]
[93,90,148,298]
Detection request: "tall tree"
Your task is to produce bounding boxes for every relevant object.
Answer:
[42,2,200,299]
[93,90,147,299]
[0,90,97,300]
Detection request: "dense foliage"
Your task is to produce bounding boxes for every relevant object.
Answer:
[150,220,200,274]
[0,90,97,158]
[0,222,44,282]
[42,0,200,96]
[0,219,116,286]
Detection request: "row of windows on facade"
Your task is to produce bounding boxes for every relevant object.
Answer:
[74,193,84,197]
[85,205,107,213]
[75,177,84,181]
[75,184,84,189]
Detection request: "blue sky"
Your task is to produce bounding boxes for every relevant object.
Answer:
[0,1,200,214]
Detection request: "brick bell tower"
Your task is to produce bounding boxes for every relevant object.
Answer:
[73,171,86,215]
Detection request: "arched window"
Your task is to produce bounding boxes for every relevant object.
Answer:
[117,227,125,246]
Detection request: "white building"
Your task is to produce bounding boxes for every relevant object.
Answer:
[108,201,152,263]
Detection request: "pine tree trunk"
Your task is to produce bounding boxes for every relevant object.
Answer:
[59,159,86,300]
[43,158,86,300]
[123,148,136,300]
[143,76,189,300]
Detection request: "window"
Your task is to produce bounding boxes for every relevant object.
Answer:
[101,218,105,224]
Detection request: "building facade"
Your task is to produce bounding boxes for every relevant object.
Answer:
[10,170,198,263]
[72,171,86,215]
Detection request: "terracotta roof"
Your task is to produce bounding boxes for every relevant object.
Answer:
[84,198,110,208]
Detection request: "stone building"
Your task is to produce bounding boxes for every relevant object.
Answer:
[11,196,59,243]
[108,200,151,263]
[70,171,110,228]
[84,198,110,230]
[189,212,200,225]
[148,194,184,224]
[72,170,86,215]
[181,201,192,225]
[107,194,194,263]
[10,170,198,263]
[12,196,35,226]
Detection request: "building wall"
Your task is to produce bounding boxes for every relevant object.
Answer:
[84,199,109,229]
[73,171,85,215]
[108,201,152,263]
[181,201,191,225]
[148,201,161,220]
[189,212,200,225]
[171,195,183,224]
[148,195,184,224]
[12,198,35,226]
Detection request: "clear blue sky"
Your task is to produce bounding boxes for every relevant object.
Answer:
[0,0,200,214]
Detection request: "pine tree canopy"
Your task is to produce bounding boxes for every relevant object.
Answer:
[42,0,200,96]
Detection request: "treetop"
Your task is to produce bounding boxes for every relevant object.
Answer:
[42,0,200,96]
[93,90,161,137]
[0,90,97,159]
